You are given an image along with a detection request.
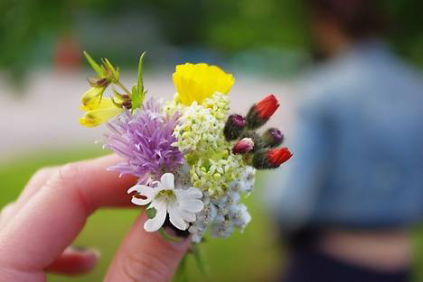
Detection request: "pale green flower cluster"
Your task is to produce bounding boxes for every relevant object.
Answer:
[190,153,245,197]
[170,93,229,153]
[168,93,246,198]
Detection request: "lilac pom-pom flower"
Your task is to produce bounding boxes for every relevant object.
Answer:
[105,98,185,184]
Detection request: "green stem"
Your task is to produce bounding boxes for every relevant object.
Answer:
[114,80,131,96]
[192,244,209,280]
[174,254,189,282]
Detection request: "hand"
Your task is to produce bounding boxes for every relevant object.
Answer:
[0,155,191,282]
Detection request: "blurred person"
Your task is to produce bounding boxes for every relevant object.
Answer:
[266,0,423,281]
[0,155,190,282]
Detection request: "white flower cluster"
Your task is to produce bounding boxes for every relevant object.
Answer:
[164,93,256,242]
[171,93,229,154]
[125,148,256,242]
[189,166,256,242]
[169,93,246,198]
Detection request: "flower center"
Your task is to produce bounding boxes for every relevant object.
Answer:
[157,189,177,201]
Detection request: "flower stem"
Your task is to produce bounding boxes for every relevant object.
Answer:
[114,80,131,96]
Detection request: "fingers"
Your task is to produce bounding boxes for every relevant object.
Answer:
[0,154,136,272]
[0,202,15,229]
[18,167,58,206]
[105,213,191,282]
[0,167,57,230]
[46,247,100,276]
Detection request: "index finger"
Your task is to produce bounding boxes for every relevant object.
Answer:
[0,154,137,271]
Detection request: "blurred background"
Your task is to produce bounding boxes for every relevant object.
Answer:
[0,0,423,281]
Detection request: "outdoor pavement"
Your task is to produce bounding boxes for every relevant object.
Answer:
[0,70,298,164]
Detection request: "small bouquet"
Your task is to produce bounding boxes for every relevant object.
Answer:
[79,52,292,277]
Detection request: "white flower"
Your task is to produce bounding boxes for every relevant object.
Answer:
[128,173,204,232]
[230,166,256,193]
[233,204,251,229]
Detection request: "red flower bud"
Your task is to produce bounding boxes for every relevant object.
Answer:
[247,94,280,129]
[256,94,280,119]
[268,147,292,166]
[253,147,292,169]
[232,138,254,155]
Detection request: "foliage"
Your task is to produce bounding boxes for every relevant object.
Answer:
[0,0,422,78]
[385,0,423,66]
[0,0,73,79]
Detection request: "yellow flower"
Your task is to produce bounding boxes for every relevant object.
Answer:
[81,87,106,109]
[79,97,123,127]
[173,63,235,106]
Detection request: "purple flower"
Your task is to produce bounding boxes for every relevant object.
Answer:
[105,98,185,184]
[223,114,247,141]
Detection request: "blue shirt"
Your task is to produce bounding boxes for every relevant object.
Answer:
[268,40,423,229]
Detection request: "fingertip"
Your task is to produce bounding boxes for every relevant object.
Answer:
[46,247,100,275]
[105,213,191,282]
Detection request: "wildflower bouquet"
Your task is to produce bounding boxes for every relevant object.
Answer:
[79,52,292,277]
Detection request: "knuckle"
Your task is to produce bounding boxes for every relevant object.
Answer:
[48,162,94,214]
[1,203,15,216]
[121,251,172,282]
[28,166,57,185]
[55,162,82,185]
[0,202,15,223]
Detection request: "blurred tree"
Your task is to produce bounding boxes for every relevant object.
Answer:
[202,0,308,52]
[0,0,422,82]
[385,0,423,66]
[0,0,74,83]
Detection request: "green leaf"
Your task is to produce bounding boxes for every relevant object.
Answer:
[135,52,147,110]
[146,208,156,219]
[130,53,147,113]
[137,52,146,94]
[131,85,141,114]
[102,58,119,82]
[83,51,104,77]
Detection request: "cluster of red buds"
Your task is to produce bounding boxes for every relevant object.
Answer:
[224,94,292,169]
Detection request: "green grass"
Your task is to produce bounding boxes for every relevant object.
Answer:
[0,147,283,282]
[4,147,423,281]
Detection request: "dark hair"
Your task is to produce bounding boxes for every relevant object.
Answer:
[308,0,386,40]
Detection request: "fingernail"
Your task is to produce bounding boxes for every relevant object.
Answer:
[71,245,101,257]
[91,248,102,258]
[71,245,89,252]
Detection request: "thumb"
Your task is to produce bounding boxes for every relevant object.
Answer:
[105,212,191,282]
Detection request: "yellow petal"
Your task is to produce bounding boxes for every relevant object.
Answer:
[172,63,235,106]
[81,97,116,112]
[79,105,123,127]
[81,87,106,109]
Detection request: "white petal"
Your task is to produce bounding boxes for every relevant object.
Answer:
[179,199,204,213]
[160,173,175,190]
[144,200,167,232]
[168,202,189,230]
[183,187,203,199]
[127,184,143,194]
[128,185,157,206]
[178,208,196,222]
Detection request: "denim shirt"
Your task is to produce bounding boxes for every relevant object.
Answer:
[268,41,423,229]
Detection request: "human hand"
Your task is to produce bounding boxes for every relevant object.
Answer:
[0,155,191,282]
